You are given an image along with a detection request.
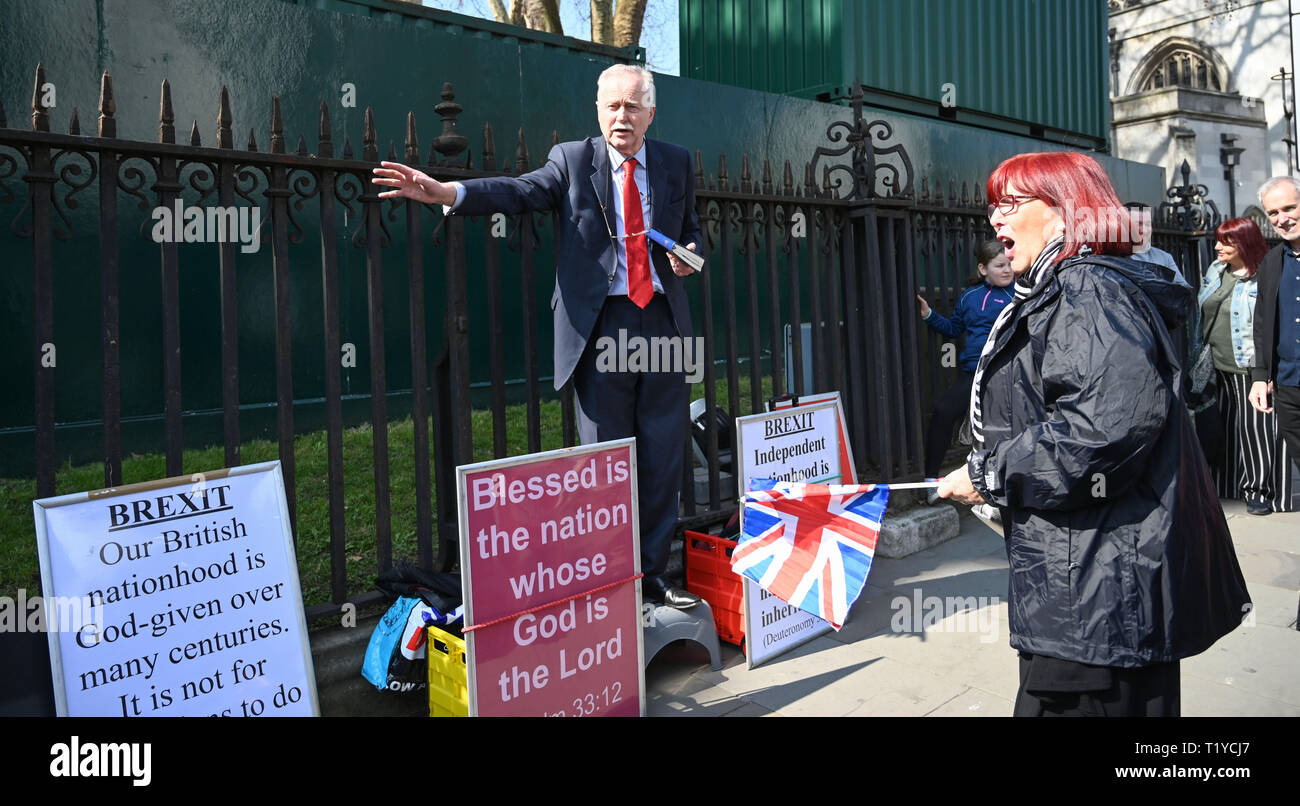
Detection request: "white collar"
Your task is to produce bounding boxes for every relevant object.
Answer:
[606,140,647,171]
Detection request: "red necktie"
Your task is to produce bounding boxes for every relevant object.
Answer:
[622,158,653,308]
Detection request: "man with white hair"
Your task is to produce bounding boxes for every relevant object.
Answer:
[373,64,704,608]
[1249,176,1300,485]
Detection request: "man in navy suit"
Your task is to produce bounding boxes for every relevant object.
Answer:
[373,65,703,608]
[1250,177,1300,483]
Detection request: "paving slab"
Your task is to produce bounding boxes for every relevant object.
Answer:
[923,686,1015,717]
[724,648,968,717]
[871,567,1010,614]
[1222,505,1300,555]
[711,635,867,695]
[864,530,1008,590]
[647,680,751,717]
[1232,549,1300,591]
[641,502,1300,717]
[852,602,1021,703]
[828,583,906,645]
[834,657,973,717]
[1180,671,1300,717]
[1240,581,1300,629]
[1181,623,1300,708]
[721,701,780,717]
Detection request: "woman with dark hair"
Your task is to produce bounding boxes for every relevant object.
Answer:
[1198,217,1294,514]
[915,239,1014,502]
[938,151,1250,717]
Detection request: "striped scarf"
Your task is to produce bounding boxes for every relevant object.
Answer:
[969,236,1065,449]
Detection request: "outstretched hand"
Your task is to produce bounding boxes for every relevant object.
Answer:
[371,161,458,206]
[916,294,931,318]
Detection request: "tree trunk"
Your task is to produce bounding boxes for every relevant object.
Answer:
[612,0,648,48]
[590,0,613,45]
[528,0,564,35]
[486,0,508,24]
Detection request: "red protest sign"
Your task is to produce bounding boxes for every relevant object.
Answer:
[457,440,644,717]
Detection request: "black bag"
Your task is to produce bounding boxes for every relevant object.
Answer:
[361,564,466,694]
[1186,329,1224,467]
[375,561,462,624]
[1191,392,1224,467]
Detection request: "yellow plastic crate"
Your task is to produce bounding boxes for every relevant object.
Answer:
[427,625,469,717]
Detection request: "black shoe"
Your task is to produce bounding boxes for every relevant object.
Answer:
[1247,501,1272,516]
[642,575,702,610]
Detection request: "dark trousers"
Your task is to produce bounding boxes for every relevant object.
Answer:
[924,371,975,478]
[1013,652,1180,717]
[1276,384,1300,477]
[573,295,687,578]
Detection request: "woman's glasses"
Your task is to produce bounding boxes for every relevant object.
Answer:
[987,194,1038,218]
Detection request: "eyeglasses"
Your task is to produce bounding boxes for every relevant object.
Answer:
[987,194,1038,218]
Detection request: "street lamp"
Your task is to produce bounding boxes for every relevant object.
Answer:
[1220,133,1244,217]
[1273,67,1296,176]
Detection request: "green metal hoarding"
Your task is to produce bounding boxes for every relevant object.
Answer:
[0,0,1155,473]
[681,0,1111,149]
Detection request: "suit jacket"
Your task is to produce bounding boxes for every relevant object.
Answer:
[451,136,702,390]
[1252,242,1290,384]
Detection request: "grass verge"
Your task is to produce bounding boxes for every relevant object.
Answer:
[1,373,774,607]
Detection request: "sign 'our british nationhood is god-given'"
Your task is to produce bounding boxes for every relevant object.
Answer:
[32,461,318,717]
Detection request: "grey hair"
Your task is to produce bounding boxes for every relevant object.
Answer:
[596,64,655,108]
[1259,175,1300,204]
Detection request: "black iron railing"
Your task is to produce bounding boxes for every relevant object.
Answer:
[0,69,1221,615]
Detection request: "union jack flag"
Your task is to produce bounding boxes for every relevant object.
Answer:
[732,479,890,629]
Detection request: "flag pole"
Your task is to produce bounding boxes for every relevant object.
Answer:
[735,478,942,504]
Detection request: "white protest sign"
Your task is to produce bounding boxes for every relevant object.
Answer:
[767,391,857,484]
[735,399,843,667]
[33,461,319,716]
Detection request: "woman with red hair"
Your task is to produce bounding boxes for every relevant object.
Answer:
[938,151,1250,716]
[1198,217,1294,514]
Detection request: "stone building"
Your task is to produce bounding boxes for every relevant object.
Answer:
[1109,0,1293,223]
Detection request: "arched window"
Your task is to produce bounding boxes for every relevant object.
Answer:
[1129,39,1229,94]
[1244,206,1275,240]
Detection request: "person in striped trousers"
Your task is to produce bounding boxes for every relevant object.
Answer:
[1198,218,1295,515]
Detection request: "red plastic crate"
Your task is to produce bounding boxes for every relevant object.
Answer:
[684,530,745,646]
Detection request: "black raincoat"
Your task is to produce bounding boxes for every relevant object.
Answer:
[967,253,1251,667]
